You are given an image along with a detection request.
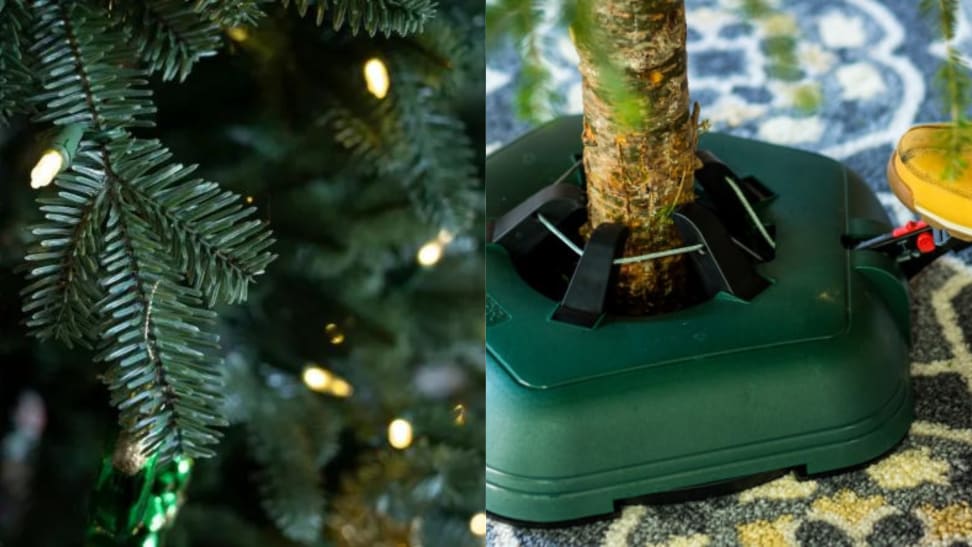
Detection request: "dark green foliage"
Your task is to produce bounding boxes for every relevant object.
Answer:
[0,0,34,125]
[3,0,482,545]
[232,363,340,544]
[93,143,228,463]
[384,77,480,233]
[194,0,268,26]
[109,140,276,307]
[29,0,156,134]
[122,0,224,82]
[21,0,274,463]
[21,142,106,347]
[281,0,436,36]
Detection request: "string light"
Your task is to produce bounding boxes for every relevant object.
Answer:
[302,365,333,392]
[29,124,83,190]
[437,229,455,244]
[148,511,166,532]
[325,322,345,345]
[469,512,487,536]
[302,364,353,397]
[417,228,456,267]
[363,57,390,99]
[454,403,466,426]
[30,149,63,189]
[387,418,413,449]
[416,240,443,266]
[176,458,192,476]
[227,26,249,42]
[328,378,353,398]
[245,195,254,204]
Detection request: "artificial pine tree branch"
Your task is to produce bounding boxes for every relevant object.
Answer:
[121,0,224,82]
[21,142,107,347]
[226,359,339,545]
[23,0,276,466]
[97,176,226,463]
[194,0,268,26]
[324,85,479,233]
[281,0,436,36]
[110,140,277,307]
[29,0,156,134]
[0,0,35,125]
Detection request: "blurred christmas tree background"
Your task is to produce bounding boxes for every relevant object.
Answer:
[0,1,485,546]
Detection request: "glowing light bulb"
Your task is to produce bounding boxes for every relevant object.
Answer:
[30,149,63,189]
[227,27,249,42]
[176,458,192,476]
[142,535,159,547]
[454,404,466,426]
[469,512,487,536]
[325,322,345,345]
[387,418,413,449]
[148,512,166,532]
[417,240,443,267]
[302,365,333,392]
[245,195,254,204]
[437,229,455,244]
[328,378,353,398]
[363,58,390,99]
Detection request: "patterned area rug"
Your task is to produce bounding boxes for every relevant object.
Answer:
[486,0,972,545]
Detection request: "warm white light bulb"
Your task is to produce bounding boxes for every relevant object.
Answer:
[30,149,63,189]
[363,58,390,99]
[327,378,353,398]
[148,512,166,532]
[302,365,333,392]
[417,241,443,267]
[469,512,487,536]
[227,26,249,42]
[387,418,413,449]
[437,228,455,244]
[177,458,192,475]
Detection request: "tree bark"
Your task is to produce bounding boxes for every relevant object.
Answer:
[573,0,698,314]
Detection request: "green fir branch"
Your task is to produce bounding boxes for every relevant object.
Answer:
[96,178,226,464]
[324,88,479,233]
[281,0,436,36]
[109,140,277,307]
[120,0,224,82]
[0,0,35,125]
[227,359,339,544]
[194,0,268,26]
[28,0,156,135]
[21,142,107,347]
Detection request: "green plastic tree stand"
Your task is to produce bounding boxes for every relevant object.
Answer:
[485,116,914,524]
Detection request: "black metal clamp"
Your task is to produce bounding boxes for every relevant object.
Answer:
[490,151,776,327]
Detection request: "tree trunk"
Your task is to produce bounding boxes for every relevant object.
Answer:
[573,0,698,314]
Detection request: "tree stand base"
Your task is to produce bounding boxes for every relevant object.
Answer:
[485,116,914,524]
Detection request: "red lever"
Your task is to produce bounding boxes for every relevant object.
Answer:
[916,232,936,253]
[892,220,928,238]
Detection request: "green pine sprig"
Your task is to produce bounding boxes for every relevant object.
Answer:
[21,0,276,464]
[281,0,436,36]
[0,0,35,125]
[121,0,224,82]
[194,0,268,26]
